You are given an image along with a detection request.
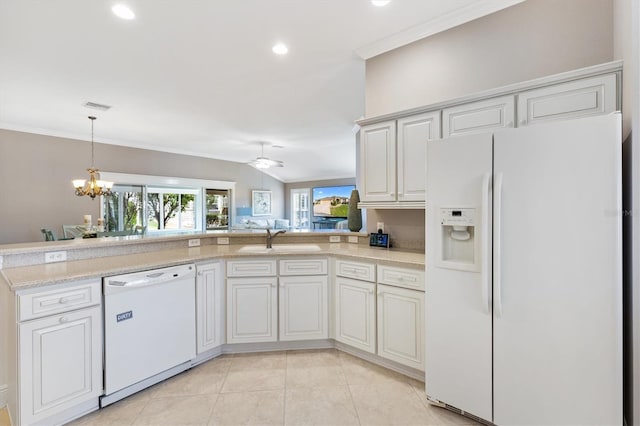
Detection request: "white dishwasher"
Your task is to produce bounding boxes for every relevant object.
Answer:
[101,263,196,407]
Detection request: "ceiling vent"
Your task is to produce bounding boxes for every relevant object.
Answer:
[83,101,112,111]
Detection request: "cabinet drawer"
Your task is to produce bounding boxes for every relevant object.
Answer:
[227,259,277,277]
[280,259,327,276]
[377,265,424,291]
[335,260,375,282]
[18,279,101,322]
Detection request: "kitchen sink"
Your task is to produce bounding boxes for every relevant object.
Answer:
[237,244,322,253]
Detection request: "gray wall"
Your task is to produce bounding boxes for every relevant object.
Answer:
[365,0,614,117]
[0,129,284,244]
[362,0,615,249]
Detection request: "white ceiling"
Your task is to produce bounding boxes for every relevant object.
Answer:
[0,0,522,182]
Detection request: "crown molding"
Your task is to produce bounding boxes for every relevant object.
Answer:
[355,0,526,60]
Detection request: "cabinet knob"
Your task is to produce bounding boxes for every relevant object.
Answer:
[507,121,514,127]
[520,119,527,126]
[59,297,69,304]
[59,316,69,324]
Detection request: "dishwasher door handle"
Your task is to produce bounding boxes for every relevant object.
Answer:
[104,265,195,294]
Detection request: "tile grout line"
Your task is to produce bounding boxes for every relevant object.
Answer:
[339,353,363,426]
[206,355,233,425]
[282,350,289,426]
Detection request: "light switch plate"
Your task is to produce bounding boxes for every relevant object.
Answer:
[348,236,359,244]
[217,237,229,245]
[45,251,67,263]
[188,239,201,247]
[329,236,341,243]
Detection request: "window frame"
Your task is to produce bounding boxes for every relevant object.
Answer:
[99,172,235,234]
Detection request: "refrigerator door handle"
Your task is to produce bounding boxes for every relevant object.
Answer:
[494,172,504,317]
[481,172,491,315]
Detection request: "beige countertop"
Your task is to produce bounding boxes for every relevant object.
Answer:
[1,243,424,291]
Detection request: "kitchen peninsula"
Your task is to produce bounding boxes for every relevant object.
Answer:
[0,231,425,425]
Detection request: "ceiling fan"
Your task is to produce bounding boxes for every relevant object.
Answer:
[247,142,284,169]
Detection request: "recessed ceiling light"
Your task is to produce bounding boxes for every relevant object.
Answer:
[272,43,289,55]
[371,0,391,6]
[112,4,135,20]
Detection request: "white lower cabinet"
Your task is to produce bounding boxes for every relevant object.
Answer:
[226,258,328,344]
[14,279,103,426]
[226,276,278,343]
[279,275,328,341]
[377,284,424,371]
[335,276,376,353]
[196,261,225,353]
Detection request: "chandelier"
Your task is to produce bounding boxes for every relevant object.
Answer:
[72,116,113,199]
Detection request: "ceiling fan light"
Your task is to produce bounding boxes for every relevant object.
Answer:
[254,160,271,169]
[112,4,135,20]
[248,142,284,169]
[272,43,289,55]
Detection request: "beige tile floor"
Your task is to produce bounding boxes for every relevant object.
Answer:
[0,407,9,426]
[68,349,480,426]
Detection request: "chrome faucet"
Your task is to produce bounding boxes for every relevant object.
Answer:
[266,228,286,248]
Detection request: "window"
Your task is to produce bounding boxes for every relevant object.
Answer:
[146,188,199,231]
[291,188,310,229]
[206,189,230,230]
[99,172,235,235]
[104,185,143,231]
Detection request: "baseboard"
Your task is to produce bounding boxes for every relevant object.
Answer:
[222,339,334,354]
[216,339,424,382]
[0,384,7,408]
[334,342,425,382]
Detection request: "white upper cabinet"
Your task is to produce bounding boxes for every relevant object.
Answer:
[517,74,617,126]
[359,111,440,207]
[358,63,621,201]
[359,120,397,203]
[397,112,440,202]
[443,95,515,137]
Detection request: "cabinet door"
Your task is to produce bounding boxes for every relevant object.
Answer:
[443,95,515,137]
[359,120,397,202]
[226,277,278,343]
[279,275,328,341]
[19,306,102,425]
[335,277,376,353]
[196,262,225,353]
[397,112,440,202]
[377,284,424,371]
[517,74,617,126]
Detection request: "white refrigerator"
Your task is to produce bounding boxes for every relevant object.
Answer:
[425,113,622,425]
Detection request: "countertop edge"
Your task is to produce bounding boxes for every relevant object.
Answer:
[2,244,425,291]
